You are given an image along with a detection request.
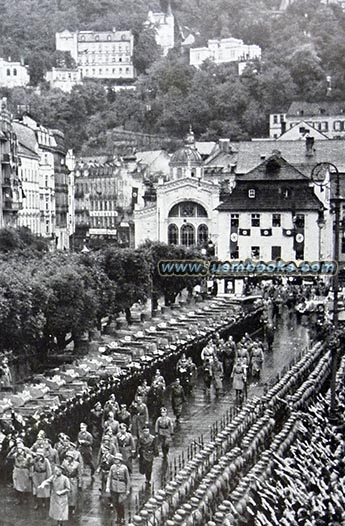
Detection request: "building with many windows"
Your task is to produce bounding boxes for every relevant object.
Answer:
[13,122,41,235]
[216,154,324,262]
[0,101,21,228]
[190,37,261,70]
[270,101,345,139]
[55,29,135,85]
[0,58,30,88]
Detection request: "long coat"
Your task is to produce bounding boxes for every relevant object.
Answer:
[171,384,185,417]
[61,458,82,507]
[232,363,245,391]
[32,457,52,498]
[12,452,32,493]
[46,473,71,522]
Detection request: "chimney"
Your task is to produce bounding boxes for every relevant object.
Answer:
[219,138,230,153]
[306,136,315,156]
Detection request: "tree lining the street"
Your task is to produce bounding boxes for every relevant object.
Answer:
[0,232,203,356]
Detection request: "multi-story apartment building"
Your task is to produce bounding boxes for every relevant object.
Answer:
[55,29,135,85]
[13,122,41,234]
[16,115,71,249]
[74,155,145,248]
[0,58,30,88]
[147,4,174,56]
[0,100,21,229]
[190,37,261,70]
[270,101,345,139]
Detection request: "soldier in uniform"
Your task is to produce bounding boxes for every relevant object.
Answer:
[103,411,120,439]
[39,465,71,526]
[171,378,185,423]
[8,444,33,504]
[89,402,103,442]
[31,449,52,509]
[155,407,174,459]
[211,356,224,397]
[102,395,120,425]
[61,450,83,515]
[136,425,158,487]
[115,423,135,474]
[106,452,130,525]
[54,434,70,464]
[77,423,95,479]
[97,439,116,499]
[0,357,13,391]
[130,395,149,440]
[148,370,166,422]
[31,430,59,468]
[117,404,132,431]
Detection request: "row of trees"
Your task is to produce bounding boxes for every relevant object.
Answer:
[0,233,203,359]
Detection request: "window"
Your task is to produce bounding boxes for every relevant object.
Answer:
[295,246,304,260]
[334,121,343,132]
[168,202,208,218]
[272,214,281,227]
[6,68,10,76]
[230,213,239,227]
[107,35,112,41]
[248,189,255,198]
[273,115,278,124]
[271,246,281,259]
[294,214,305,228]
[198,224,208,245]
[251,214,260,227]
[230,249,239,260]
[342,237,345,254]
[181,224,195,246]
[282,188,290,198]
[95,35,99,41]
[13,68,17,76]
[251,246,260,258]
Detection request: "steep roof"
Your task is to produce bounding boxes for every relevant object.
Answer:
[12,122,39,159]
[277,121,329,141]
[287,101,345,117]
[238,154,308,181]
[216,182,323,212]
[235,140,345,176]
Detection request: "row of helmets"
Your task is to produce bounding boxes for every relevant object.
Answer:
[129,340,329,526]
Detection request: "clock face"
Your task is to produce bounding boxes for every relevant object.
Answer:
[311,163,328,183]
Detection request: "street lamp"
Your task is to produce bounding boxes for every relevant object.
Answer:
[311,161,342,415]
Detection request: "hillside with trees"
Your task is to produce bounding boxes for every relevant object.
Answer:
[1,0,345,151]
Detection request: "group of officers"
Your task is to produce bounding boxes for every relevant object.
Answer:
[4,361,203,526]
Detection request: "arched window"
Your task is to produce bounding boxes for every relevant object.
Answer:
[168,224,178,245]
[13,68,17,76]
[168,201,208,218]
[198,224,208,245]
[6,69,10,76]
[181,224,195,246]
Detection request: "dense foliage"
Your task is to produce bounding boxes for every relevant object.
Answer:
[1,0,345,150]
[0,231,203,355]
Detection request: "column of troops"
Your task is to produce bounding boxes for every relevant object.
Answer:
[3,362,198,526]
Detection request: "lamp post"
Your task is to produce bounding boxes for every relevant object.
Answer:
[311,162,342,415]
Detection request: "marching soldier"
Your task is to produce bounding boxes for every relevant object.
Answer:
[61,450,83,515]
[8,443,33,504]
[117,404,132,431]
[106,452,130,525]
[77,423,95,479]
[31,449,52,509]
[136,425,159,487]
[155,407,174,459]
[130,395,149,440]
[171,378,185,423]
[115,423,135,474]
[38,465,71,526]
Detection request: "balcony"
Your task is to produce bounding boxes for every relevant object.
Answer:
[2,177,11,187]
[3,200,22,212]
[2,153,10,164]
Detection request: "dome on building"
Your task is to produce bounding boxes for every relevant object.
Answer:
[170,126,202,166]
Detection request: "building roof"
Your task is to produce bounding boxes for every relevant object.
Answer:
[216,181,323,212]
[238,154,308,181]
[287,101,345,117]
[135,150,168,166]
[77,30,132,42]
[277,121,329,141]
[12,122,39,159]
[170,126,203,165]
[195,141,216,157]
[235,139,345,176]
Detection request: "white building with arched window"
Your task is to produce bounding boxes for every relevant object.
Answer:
[134,128,220,250]
[0,58,30,88]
